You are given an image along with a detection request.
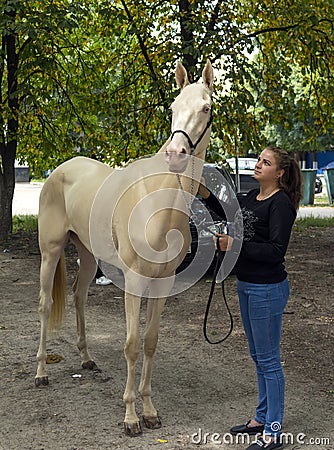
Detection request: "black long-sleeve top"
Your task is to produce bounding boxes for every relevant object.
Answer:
[205,188,297,284]
[235,189,296,283]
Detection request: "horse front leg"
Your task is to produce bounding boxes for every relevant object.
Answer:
[123,292,142,436]
[139,297,166,430]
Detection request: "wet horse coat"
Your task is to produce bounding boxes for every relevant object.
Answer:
[35,60,214,435]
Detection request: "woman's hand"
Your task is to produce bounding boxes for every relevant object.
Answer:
[215,233,234,251]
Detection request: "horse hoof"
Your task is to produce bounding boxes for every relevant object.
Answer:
[82,360,102,372]
[35,376,49,387]
[143,415,162,430]
[124,421,142,437]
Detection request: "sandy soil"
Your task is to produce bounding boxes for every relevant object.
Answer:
[0,226,333,450]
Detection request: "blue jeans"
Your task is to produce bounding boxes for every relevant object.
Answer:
[237,278,290,437]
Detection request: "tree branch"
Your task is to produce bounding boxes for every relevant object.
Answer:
[120,0,168,109]
[243,23,300,40]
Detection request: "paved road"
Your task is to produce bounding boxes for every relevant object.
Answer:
[13,182,44,215]
[297,205,334,218]
[13,181,334,217]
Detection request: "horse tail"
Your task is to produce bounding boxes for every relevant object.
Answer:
[48,251,66,334]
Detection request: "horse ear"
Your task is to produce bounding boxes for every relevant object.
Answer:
[202,59,214,92]
[175,61,189,90]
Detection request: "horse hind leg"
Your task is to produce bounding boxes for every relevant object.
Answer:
[72,238,100,372]
[35,248,67,387]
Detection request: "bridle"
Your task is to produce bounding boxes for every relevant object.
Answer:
[174,105,213,213]
[170,106,213,156]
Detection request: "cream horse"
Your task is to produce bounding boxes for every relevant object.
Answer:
[35,60,214,436]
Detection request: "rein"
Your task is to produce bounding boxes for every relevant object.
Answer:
[172,104,233,344]
[203,247,234,345]
[177,173,234,345]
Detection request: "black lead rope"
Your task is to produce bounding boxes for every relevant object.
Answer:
[203,246,234,345]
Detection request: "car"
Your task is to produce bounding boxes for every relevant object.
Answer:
[226,157,257,171]
[230,171,259,195]
[226,157,259,195]
[233,171,321,195]
[177,163,237,273]
[315,176,322,194]
[229,159,322,195]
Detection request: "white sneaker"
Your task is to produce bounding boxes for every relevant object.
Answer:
[95,276,112,286]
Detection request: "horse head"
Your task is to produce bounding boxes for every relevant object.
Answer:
[165,59,214,173]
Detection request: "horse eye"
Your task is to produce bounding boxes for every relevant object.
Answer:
[203,105,210,113]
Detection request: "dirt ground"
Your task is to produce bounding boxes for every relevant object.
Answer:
[0,226,333,450]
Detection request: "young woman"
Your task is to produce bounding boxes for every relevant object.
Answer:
[204,146,302,450]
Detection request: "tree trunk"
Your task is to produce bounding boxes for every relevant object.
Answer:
[0,7,18,242]
[178,0,197,81]
[0,154,15,242]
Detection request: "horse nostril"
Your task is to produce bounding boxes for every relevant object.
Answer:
[165,147,188,161]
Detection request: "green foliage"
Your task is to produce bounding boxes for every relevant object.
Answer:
[243,0,334,152]
[2,0,334,167]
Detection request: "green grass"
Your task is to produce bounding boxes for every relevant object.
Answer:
[294,216,334,231]
[12,214,38,234]
[314,196,331,205]
[30,178,46,183]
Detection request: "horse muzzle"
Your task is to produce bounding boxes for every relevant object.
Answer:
[164,147,189,173]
